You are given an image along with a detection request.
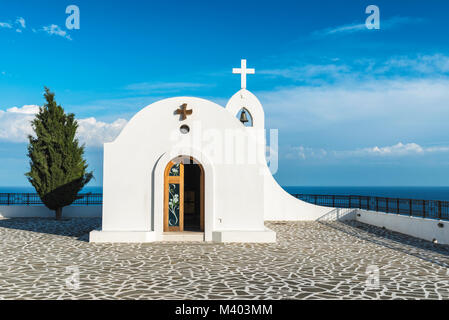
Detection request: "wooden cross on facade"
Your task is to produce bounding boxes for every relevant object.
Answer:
[175,103,193,121]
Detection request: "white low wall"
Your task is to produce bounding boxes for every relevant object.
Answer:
[315,208,358,222]
[355,209,449,245]
[0,206,102,218]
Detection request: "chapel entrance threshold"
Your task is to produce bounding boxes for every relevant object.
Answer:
[161,231,205,242]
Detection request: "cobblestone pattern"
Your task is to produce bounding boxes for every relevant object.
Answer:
[1,218,449,299]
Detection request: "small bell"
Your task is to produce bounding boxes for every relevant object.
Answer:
[239,109,249,124]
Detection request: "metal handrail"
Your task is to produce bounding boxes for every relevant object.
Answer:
[2,192,449,221]
[0,193,103,206]
[292,194,449,221]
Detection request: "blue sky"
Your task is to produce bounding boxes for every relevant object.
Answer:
[1,0,449,187]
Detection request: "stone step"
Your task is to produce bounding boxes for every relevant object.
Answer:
[161,232,204,242]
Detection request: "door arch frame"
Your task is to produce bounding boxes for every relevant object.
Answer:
[153,148,214,241]
[163,156,205,232]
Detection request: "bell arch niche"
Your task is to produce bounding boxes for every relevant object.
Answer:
[163,156,205,232]
[236,107,253,127]
[225,89,265,130]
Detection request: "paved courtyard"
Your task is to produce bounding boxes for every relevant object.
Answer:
[1,218,449,299]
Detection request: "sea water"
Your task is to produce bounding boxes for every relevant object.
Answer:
[282,186,449,201]
[1,186,449,201]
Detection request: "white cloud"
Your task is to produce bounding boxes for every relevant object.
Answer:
[334,142,426,157]
[260,54,449,86]
[0,22,12,29]
[320,23,366,36]
[0,16,75,40]
[15,17,25,29]
[260,77,449,130]
[0,105,39,143]
[77,118,128,147]
[260,64,351,81]
[14,17,26,33]
[359,142,425,156]
[0,105,127,146]
[381,54,449,75]
[287,142,449,160]
[0,17,26,32]
[259,68,449,162]
[356,142,449,157]
[313,16,423,37]
[125,82,211,93]
[7,105,40,114]
[42,24,72,40]
[285,146,327,160]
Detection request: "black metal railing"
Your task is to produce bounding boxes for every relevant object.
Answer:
[292,194,449,221]
[0,193,102,206]
[2,192,449,221]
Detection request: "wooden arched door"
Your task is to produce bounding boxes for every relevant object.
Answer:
[164,157,204,232]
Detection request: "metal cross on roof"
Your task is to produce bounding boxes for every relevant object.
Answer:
[233,59,255,89]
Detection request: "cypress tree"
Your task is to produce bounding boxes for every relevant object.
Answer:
[26,87,93,220]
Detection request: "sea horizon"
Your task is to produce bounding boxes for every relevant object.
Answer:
[2,185,449,201]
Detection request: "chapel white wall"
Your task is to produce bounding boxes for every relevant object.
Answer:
[99,88,346,244]
[101,97,267,240]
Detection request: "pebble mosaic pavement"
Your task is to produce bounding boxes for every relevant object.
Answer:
[1,217,449,300]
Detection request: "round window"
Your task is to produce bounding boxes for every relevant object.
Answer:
[180,125,190,134]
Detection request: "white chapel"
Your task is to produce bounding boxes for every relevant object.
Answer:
[90,60,333,243]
